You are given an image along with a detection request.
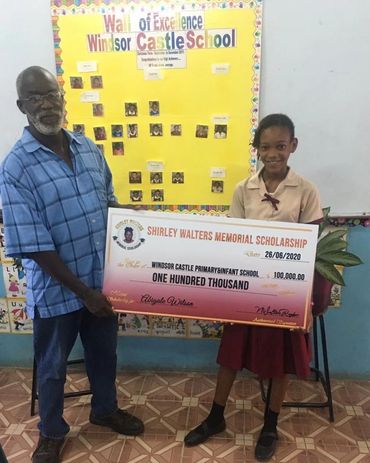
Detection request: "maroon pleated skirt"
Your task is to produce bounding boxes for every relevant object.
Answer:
[217,324,311,379]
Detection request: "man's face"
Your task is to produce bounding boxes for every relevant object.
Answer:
[17,71,64,136]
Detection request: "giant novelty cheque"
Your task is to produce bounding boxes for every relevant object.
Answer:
[103,209,318,330]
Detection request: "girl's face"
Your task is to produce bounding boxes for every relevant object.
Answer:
[257,126,297,177]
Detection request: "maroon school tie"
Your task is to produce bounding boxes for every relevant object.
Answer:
[262,193,280,211]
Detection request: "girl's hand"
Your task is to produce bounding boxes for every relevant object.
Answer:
[304,308,313,333]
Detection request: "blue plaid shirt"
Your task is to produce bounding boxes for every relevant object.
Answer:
[0,128,117,318]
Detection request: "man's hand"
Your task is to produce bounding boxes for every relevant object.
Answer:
[26,251,116,317]
[82,288,115,317]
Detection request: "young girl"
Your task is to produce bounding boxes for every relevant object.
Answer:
[184,114,323,461]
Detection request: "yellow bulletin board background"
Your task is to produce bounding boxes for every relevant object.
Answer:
[51,0,262,211]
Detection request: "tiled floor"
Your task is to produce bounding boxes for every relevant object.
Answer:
[0,368,370,462]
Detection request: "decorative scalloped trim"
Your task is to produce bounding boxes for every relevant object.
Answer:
[51,0,262,12]
[249,0,262,176]
[134,204,230,215]
[328,216,370,227]
[51,14,68,126]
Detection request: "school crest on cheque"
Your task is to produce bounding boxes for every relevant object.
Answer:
[113,219,145,250]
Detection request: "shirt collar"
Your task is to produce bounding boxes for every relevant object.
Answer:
[21,127,82,153]
[247,166,299,189]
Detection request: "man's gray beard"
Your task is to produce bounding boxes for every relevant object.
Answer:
[27,111,64,136]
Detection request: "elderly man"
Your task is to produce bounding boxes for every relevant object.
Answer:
[0,66,144,463]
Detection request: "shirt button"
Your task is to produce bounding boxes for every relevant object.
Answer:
[96,242,100,246]
[92,219,96,223]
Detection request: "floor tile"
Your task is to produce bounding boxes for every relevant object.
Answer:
[0,367,369,462]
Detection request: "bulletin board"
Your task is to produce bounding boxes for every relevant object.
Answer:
[50,0,262,210]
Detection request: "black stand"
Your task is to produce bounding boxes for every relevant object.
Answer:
[260,315,334,422]
[0,444,8,463]
[31,357,91,416]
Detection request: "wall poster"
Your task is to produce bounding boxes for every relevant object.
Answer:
[51,0,262,211]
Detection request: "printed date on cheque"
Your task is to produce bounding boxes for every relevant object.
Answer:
[265,251,302,260]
